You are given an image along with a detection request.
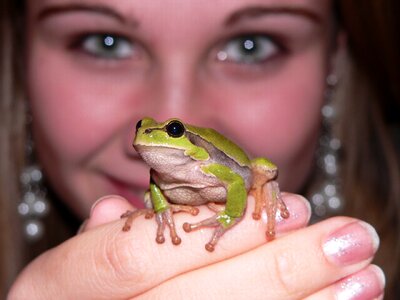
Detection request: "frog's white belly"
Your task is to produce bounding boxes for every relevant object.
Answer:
[153,161,228,205]
[164,185,227,205]
[137,145,233,205]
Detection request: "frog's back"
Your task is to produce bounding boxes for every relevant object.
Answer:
[186,125,251,167]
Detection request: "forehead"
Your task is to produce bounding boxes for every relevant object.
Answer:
[29,0,333,23]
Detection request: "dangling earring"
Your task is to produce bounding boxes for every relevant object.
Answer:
[18,129,49,241]
[309,74,343,221]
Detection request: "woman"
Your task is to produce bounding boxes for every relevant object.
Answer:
[1,0,398,298]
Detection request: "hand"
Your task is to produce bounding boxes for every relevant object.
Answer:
[8,194,384,299]
[139,217,385,299]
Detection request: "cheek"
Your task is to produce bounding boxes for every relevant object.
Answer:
[213,53,327,191]
[28,46,138,164]
[27,44,144,213]
[30,72,111,162]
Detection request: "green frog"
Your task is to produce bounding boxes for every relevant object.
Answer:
[121,117,289,251]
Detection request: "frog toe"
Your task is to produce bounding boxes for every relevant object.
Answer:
[183,217,227,252]
[252,211,262,220]
[171,236,182,245]
[121,208,155,232]
[183,212,240,251]
[182,214,221,232]
[206,202,225,213]
[265,182,289,229]
[155,209,182,246]
[156,234,165,244]
[170,204,199,216]
[205,224,228,252]
[182,222,193,232]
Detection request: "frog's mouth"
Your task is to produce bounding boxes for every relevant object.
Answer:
[133,142,184,152]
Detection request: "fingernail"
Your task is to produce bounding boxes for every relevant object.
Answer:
[77,219,88,234]
[323,221,379,266]
[89,195,120,217]
[275,194,311,225]
[335,265,385,300]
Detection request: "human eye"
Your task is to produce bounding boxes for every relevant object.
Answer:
[77,33,134,59]
[216,34,280,64]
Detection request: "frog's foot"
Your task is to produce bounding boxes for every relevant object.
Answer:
[155,204,199,245]
[121,208,155,231]
[183,212,240,252]
[250,181,289,239]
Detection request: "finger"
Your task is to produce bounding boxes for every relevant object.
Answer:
[8,193,309,299]
[305,265,385,300]
[82,195,135,232]
[136,217,379,300]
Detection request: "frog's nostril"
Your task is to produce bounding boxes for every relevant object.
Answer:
[135,119,143,132]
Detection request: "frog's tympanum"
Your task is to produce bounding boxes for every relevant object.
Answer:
[121,118,289,251]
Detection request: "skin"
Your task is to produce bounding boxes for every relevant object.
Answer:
[26,0,332,218]
[8,0,384,299]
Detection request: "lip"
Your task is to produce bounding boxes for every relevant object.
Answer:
[105,175,149,209]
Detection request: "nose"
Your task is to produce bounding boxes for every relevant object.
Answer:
[148,54,200,120]
[137,52,219,129]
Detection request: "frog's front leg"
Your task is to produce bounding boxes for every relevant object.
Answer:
[121,179,199,245]
[183,163,247,252]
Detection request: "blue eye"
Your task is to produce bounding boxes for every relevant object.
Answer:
[217,35,278,64]
[80,34,134,59]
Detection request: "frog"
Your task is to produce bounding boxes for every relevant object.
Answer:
[121,117,289,252]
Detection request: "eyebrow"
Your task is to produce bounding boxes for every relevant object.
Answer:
[37,3,138,26]
[225,6,322,26]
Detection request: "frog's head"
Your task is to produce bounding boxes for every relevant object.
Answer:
[133,118,209,167]
[134,117,188,148]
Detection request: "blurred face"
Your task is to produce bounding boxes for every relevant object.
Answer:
[27,0,335,218]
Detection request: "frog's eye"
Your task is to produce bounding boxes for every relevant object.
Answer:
[166,120,185,138]
[135,119,142,132]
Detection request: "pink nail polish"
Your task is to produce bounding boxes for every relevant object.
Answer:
[323,221,379,266]
[335,265,385,300]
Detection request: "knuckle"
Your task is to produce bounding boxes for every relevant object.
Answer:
[101,233,148,286]
[268,249,303,298]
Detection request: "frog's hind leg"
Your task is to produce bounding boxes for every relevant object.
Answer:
[183,163,247,252]
[250,158,290,240]
[249,158,276,220]
[183,214,241,252]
